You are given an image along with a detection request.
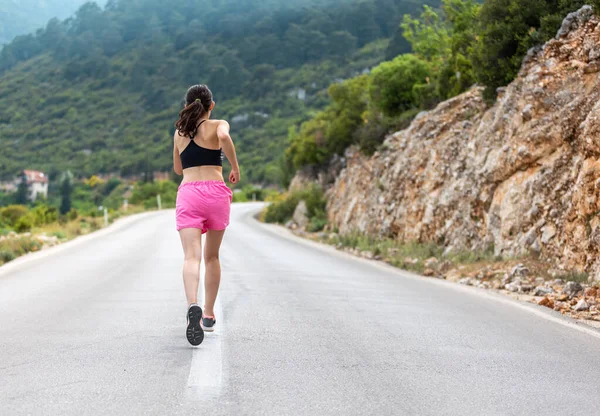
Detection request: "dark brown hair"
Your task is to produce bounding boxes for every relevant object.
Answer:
[175,84,213,138]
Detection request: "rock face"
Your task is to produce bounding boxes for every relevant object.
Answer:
[289,154,347,192]
[326,9,600,279]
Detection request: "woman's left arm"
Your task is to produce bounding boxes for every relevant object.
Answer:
[173,132,183,175]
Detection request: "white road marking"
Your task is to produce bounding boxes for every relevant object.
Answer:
[187,266,224,399]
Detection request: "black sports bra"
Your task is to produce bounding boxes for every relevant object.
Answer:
[180,120,223,169]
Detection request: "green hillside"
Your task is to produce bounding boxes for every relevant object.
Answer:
[0,0,436,185]
[0,0,88,45]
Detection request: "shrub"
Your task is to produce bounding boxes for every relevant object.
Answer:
[29,204,59,226]
[51,231,67,239]
[232,191,249,203]
[241,185,265,201]
[102,178,122,196]
[263,192,301,224]
[68,208,79,221]
[0,250,16,264]
[263,185,327,226]
[302,185,327,219]
[14,215,33,233]
[131,180,178,208]
[0,205,28,227]
[307,215,328,232]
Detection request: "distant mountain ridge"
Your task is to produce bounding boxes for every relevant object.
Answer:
[0,0,88,45]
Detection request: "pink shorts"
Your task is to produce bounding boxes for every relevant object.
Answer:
[176,181,233,233]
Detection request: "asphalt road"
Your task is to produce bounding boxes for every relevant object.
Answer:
[1,203,600,416]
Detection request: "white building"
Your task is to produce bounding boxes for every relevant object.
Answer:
[23,170,49,201]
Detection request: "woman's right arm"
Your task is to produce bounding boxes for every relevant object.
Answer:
[173,132,183,175]
[217,121,240,184]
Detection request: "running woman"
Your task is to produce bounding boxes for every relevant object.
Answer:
[173,84,240,346]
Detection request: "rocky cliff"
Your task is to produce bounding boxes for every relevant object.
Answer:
[326,6,600,279]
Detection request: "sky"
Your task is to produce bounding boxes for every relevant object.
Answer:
[0,0,91,45]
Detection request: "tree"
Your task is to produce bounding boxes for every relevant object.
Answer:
[471,0,595,99]
[397,0,480,100]
[369,54,432,117]
[404,0,480,100]
[287,75,370,168]
[15,172,29,205]
[402,5,451,67]
[352,2,382,46]
[328,31,357,58]
[143,148,153,184]
[438,0,480,98]
[59,171,73,215]
[284,24,327,64]
[385,26,412,60]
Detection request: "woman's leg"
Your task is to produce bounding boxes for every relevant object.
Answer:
[179,228,203,306]
[203,229,225,316]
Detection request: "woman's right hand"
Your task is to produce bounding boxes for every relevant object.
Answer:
[229,169,240,184]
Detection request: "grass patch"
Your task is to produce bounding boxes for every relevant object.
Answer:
[556,271,589,284]
[50,230,66,239]
[0,237,42,264]
[329,231,503,274]
[446,246,500,264]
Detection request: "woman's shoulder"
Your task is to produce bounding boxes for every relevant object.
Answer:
[208,119,229,126]
[174,129,188,140]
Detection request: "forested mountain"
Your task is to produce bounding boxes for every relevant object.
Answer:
[0,0,88,45]
[0,0,436,184]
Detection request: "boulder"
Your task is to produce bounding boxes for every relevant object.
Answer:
[563,281,584,298]
[511,264,529,279]
[555,5,593,39]
[533,286,554,296]
[573,298,589,311]
[292,200,309,229]
[538,296,555,309]
[505,282,521,292]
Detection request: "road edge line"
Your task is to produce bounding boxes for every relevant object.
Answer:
[250,210,600,340]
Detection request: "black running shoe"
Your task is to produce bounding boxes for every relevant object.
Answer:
[186,305,204,346]
[201,314,216,332]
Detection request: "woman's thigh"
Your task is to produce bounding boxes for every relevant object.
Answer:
[204,229,225,260]
[179,228,203,260]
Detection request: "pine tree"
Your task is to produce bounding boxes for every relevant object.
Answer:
[143,147,153,183]
[15,172,29,205]
[59,171,73,215]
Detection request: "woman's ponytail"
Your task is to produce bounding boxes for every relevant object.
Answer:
[175,85,213,138]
